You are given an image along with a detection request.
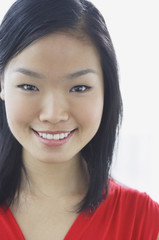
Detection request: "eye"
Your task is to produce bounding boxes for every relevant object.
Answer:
[70,85,91,93]
[17,84,39,91]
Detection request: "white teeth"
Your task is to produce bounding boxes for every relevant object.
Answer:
[37,132,70,140]
[64,133,69,137]
[54,134,59,140]
[60,133,65,139]
[47,134,53,140]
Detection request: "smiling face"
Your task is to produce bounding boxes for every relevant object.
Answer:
[1,33,104,164]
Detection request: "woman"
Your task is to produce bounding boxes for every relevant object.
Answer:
[0,0,158,239]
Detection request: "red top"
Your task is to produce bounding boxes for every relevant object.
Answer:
[0,179,159,239]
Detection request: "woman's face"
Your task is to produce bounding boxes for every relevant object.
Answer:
[1,33,104,164]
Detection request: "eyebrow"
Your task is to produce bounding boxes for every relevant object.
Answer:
[13,67,97,80]
[67,69,97,79]
[14,68,45,79]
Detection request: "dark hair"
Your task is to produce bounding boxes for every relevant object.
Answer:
[0,0,122,213]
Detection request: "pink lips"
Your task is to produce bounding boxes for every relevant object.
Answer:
[33,129,75,147]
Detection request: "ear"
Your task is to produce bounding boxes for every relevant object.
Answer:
[0,80,5,101]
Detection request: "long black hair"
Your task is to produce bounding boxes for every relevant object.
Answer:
[0,0,122,213]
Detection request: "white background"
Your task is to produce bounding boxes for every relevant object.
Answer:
[1,0,159,202]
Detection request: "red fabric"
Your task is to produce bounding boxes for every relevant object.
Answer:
[0,180,159,239]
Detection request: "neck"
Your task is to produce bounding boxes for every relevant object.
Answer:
[21,153,89,200]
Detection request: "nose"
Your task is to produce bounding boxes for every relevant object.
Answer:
[39,93,69,124]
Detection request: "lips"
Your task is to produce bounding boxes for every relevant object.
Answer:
[36,131,70,140]
[32,129,76,146]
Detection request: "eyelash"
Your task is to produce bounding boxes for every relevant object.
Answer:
[17,84,91,93]
[70,85,91,93]
[17,84,39,91]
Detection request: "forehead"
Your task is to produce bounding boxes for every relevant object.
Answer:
[4,32,102,79]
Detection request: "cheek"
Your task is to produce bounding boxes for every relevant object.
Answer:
[4,95,34,128]
[73,95,104,130]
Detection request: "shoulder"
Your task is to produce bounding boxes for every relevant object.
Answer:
[107,178,159,217]
[81,180,158,239]
[0,204,24,239]
[101,178,159,238]
[108,178,159,212]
